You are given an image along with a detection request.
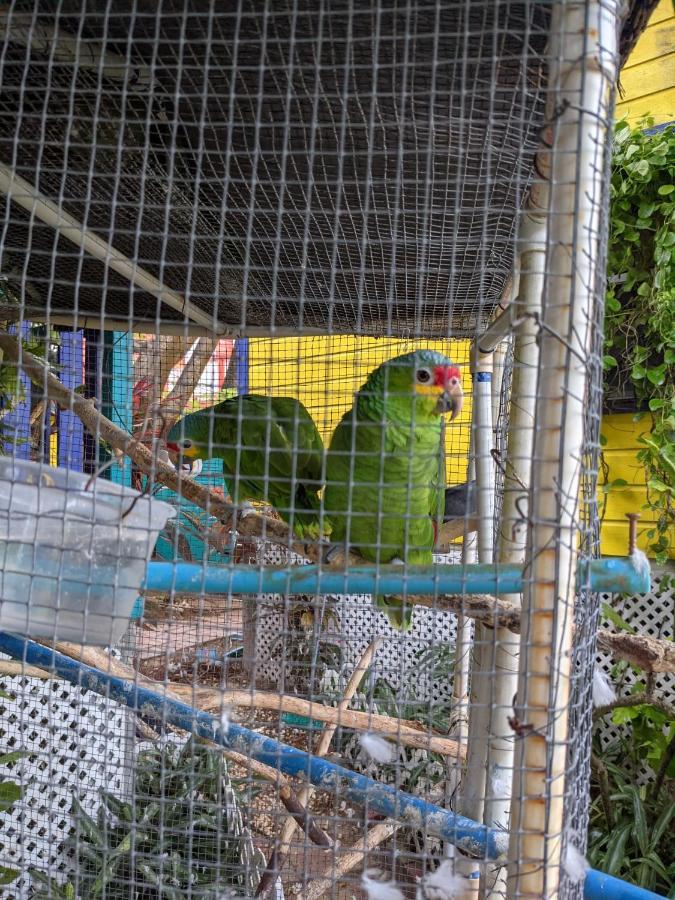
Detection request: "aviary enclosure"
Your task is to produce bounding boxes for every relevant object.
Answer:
[0,2,667,898]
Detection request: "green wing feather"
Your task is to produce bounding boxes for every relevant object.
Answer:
[170,395,325,537]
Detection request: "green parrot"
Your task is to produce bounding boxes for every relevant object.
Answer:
[166,394,326,538]
[323,350,464,630]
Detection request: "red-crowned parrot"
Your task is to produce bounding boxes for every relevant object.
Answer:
[323,350,464,630]
[167,395,325,538]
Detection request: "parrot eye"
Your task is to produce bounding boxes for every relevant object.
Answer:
[182,439,193,450]
[415,367,432,384]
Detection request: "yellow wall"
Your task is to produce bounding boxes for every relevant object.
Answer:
[599,414,675,558]
[248,336,472,486]
[600,2,674,558]
[616,0,675,125]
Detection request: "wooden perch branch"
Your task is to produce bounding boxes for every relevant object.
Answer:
[596,630,675,674]
[257,638,383,897]
[51,641,464,759]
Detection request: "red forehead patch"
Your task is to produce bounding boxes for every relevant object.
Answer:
[433,365,461,386]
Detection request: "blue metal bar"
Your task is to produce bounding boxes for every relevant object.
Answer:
[110,331,132,487]
[143,556,651,597]
[235,337,249,393]
[584,869,666,900]
[0,634,664,899]
[0,632,502,859]
[3,323,32,459]
[57,330,84,471]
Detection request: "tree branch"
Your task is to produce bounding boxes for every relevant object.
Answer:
[591,752,614,829]
[593,692,675,722]
[51,641,465,760]
[257,638,382,897]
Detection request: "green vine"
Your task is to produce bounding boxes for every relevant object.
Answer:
[603,119,675,564]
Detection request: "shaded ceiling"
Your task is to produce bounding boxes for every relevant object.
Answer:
[0,1,649,337]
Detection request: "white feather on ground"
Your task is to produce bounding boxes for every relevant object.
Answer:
[563,843,590,884]
[361,872,405,900]
[360,733,397,763]
[219,708,231,735]
[416,860,468,899]
[592,667,616,707]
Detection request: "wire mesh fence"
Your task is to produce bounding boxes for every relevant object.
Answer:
[0,2,663,899]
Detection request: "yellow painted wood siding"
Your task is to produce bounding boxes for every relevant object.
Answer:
[599,414,675,558]
[616,0,675,125]
[602,2,674,558]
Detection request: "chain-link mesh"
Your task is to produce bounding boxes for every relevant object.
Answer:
[0,2,652,898]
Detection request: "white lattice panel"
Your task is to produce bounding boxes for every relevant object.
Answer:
[0,672,132,897]
[251,541,463,700]
[594,567,673,766]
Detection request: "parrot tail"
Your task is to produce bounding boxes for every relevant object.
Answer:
[376,594,413,632]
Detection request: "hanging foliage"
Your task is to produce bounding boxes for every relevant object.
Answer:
[604,119,675,563]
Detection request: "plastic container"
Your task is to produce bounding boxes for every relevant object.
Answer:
[0,459,175,645]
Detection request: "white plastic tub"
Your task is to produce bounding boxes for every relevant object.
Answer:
[0,459,175,645]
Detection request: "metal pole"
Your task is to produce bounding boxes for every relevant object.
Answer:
[507,2,620,896]
[460,349,496,888]
[142,558,650,597]
[485,212,547,899]
[0,165,219,332]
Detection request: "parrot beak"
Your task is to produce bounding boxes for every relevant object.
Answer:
[436,389,463,419]
[434,366,464,419]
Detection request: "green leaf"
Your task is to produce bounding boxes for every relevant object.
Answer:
[631,789,650,856]
[0,866,20,886]
[601,602,636,634]
[603,355,618,369]
[648,478,670,493]
[0,780,21,812]
[657,184,675,195]
[601,478,628,493]
[0,750,27,767]
[605,823,633,874]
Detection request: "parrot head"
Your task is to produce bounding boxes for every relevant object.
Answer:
[359,350,463,421]
[166,410,211,461]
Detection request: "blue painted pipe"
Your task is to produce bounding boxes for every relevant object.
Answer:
[0,633,666,899]
[143,556,651,597]
[0,632,502,859]
[584,869,666,900]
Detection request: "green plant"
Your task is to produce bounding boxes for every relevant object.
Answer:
[603,119,675,563]
[589,667,675,895]
[31,740,256,899]
[0,688,28,887]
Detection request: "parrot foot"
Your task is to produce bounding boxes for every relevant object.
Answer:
[323,543,347,565]
[390,556,405,566]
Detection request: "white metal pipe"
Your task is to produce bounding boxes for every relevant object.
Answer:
[507,2,619,897]
[485,213,547,900]
[0,164,220,332]
[459,349,495,892]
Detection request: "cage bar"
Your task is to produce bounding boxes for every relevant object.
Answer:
[507,2,621,896]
